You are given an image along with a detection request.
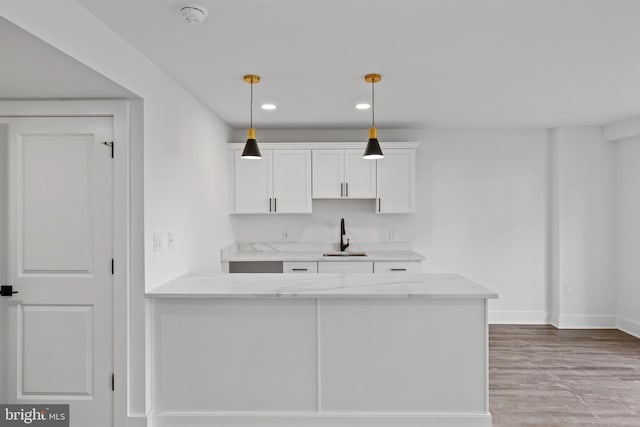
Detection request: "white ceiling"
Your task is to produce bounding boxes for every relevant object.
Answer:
[73,1,640,128]
[0,18,135,100]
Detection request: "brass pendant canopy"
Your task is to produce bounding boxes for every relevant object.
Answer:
[363,73,383,159]
[241,74,262,159]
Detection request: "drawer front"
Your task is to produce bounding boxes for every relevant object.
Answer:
[318,261,373,274]
[283,261,318,273]
[373,261,422,273]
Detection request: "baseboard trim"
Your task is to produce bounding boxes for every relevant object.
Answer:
[617,317,640,339]
[491,311,621,329]
[488,310,548,324]
[152,412,492,427]
[555,314,618,329]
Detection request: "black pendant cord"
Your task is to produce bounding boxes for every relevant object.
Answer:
[250,81,254,129]
[371,80,375,128]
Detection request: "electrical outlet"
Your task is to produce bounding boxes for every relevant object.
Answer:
[168,232,175,250]
[281,230,289,241]
[153,233,164,252]
[388,229,398,241]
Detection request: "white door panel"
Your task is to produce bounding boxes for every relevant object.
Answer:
[272,150,311,213]
[312,149,344,199]
[376,149,416,213]
[344,149,376,198]
[0,117,113,427]
[234,149,272,213]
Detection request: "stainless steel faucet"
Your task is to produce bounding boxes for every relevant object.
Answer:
[340,218,350,252]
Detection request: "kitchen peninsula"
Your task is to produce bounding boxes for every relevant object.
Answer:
[147,273,497,427]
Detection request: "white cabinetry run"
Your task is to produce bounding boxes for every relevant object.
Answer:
[231,149,312,214]
[229,142,419,214]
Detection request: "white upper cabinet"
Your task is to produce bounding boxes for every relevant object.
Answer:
[344,149,377,198]
[272,150,312,213]
[312,149,344,198]
[233,149,273,213]
[312,149,376,199]
[376,149,416,213]
[232,149,311,214]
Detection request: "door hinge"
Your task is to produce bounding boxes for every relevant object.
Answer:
[111,373,115,391]
[102,141,114,158]
[111,258,114,275]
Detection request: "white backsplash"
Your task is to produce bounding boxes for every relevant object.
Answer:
[230,199,416,244]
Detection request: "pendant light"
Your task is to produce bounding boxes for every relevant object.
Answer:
[363,73,384,159]
[241,74,262,159]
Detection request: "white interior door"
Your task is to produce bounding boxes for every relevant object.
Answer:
[0,117,114,427]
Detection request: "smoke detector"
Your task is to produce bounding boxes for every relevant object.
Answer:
[180,4,208,24]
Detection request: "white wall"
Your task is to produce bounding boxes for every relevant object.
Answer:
[616,136,640,337]
[231,128,550,323]
[549,128,617,328]
[1,1,234,424]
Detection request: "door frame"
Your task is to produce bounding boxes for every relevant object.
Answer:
[0,100,133,427]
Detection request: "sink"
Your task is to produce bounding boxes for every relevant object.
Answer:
[322,252,367,257]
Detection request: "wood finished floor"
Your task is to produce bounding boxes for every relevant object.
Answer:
[490,325,640,426]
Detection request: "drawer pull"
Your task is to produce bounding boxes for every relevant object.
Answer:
[292,268,308,271]
[390,268,407,271]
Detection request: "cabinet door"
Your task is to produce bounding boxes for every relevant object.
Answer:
[317,261,373,273]
[312,149,344,198]
[234,149,272,213]
[273,149,312,213]
[344,149,376,198]
[376,149,416,213]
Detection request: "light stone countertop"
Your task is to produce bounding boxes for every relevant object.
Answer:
[220,242,426,262]
[146,273,498,300]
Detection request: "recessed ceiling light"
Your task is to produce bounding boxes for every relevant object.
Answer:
[261,104,277,110]
[355,103,371,110]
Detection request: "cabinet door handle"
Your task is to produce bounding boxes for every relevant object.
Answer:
[269,198,272,212]
[274,198,277,212]
[378,198,381,212]
[390,268,407,271]
[341,182,344,197]
[346,182,349,197]
[292,268,308,271]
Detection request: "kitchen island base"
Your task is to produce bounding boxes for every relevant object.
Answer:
[148,276,494,427]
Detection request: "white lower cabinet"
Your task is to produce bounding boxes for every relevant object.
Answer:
[318,261,373,273]
[283,261,318,273]
[373,261,422,273]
